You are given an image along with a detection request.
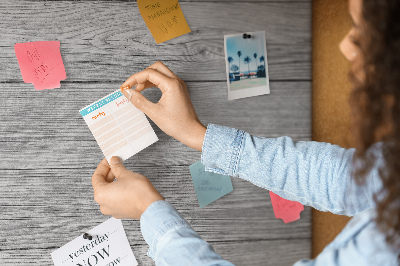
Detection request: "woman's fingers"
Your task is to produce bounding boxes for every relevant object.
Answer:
[120,68,174,93]
[120,61,181,93]
[147,61,178,79]
[135,81,156,92]
[105,167,116,182]
[91,159,110,193]
[121,89,158,118]
[120,66,177,115]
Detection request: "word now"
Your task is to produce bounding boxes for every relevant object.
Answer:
[76,245,112,266]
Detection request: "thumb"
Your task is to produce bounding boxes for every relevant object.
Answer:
[109,156,129,178]
[92,158,111,189]
[123,89,155,115]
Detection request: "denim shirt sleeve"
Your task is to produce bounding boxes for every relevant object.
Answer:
[201,124,383,216]
[140,200,235,266]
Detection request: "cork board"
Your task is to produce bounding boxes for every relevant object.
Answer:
[312,0,354,257]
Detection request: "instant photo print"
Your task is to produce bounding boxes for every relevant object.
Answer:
[224,31,270,100]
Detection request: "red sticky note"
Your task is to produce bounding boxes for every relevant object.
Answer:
[14,41,67,90]
[269,191,304,224]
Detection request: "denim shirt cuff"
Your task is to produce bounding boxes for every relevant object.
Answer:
[140,200,191,260]
[201,123,245,176]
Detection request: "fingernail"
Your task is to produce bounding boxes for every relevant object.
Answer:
[110,156,122,165]
[120,85,130,92]
[125,89,133,100]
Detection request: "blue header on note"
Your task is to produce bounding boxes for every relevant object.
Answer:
[80,91,123,117]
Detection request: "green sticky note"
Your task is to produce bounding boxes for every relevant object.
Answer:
[189,161,233,208]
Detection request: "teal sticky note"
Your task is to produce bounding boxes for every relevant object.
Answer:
[189,161,233,208]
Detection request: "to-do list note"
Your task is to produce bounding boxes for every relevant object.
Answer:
[80,90,158,162]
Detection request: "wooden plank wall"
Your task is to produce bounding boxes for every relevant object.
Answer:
[0,1,312,265]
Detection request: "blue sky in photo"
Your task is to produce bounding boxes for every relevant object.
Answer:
[226,32,266,73]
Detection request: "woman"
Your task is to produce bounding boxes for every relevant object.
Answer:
[91,0,400,264]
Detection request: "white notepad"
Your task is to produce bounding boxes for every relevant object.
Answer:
[51,218,138,266]
[80,89,158,162]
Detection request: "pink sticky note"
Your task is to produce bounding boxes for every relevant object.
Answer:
[269,191,304,224]
[14,41,67,90]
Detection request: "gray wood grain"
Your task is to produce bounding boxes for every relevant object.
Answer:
[0,1,311,82]
[0,81,311,168]
[0,0,312,265]
[1,237,311,266]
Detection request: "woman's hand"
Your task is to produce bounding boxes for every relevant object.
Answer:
[120,61,206,152]
[91,157,164,220]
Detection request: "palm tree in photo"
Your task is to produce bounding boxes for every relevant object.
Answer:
[253,53,258,73]
[260,55,265,71]
[244,56,251,78]
[231,64,239,73]
[237,51,242,76]
[227,56,234,73]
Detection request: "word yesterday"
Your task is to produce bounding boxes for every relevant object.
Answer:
[68,233,109,260]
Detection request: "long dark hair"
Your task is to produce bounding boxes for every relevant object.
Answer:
[350,0,400,251]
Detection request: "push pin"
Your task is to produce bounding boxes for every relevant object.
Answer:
[242,33,252,39]
[83,233,93,240]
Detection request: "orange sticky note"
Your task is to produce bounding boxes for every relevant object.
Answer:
[269,191,304,224]
[137,0,191,44]
[14,41,67,90]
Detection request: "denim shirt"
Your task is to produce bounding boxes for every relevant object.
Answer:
[140,124,399,265]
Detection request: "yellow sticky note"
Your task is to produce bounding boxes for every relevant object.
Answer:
[137,0,191,44]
